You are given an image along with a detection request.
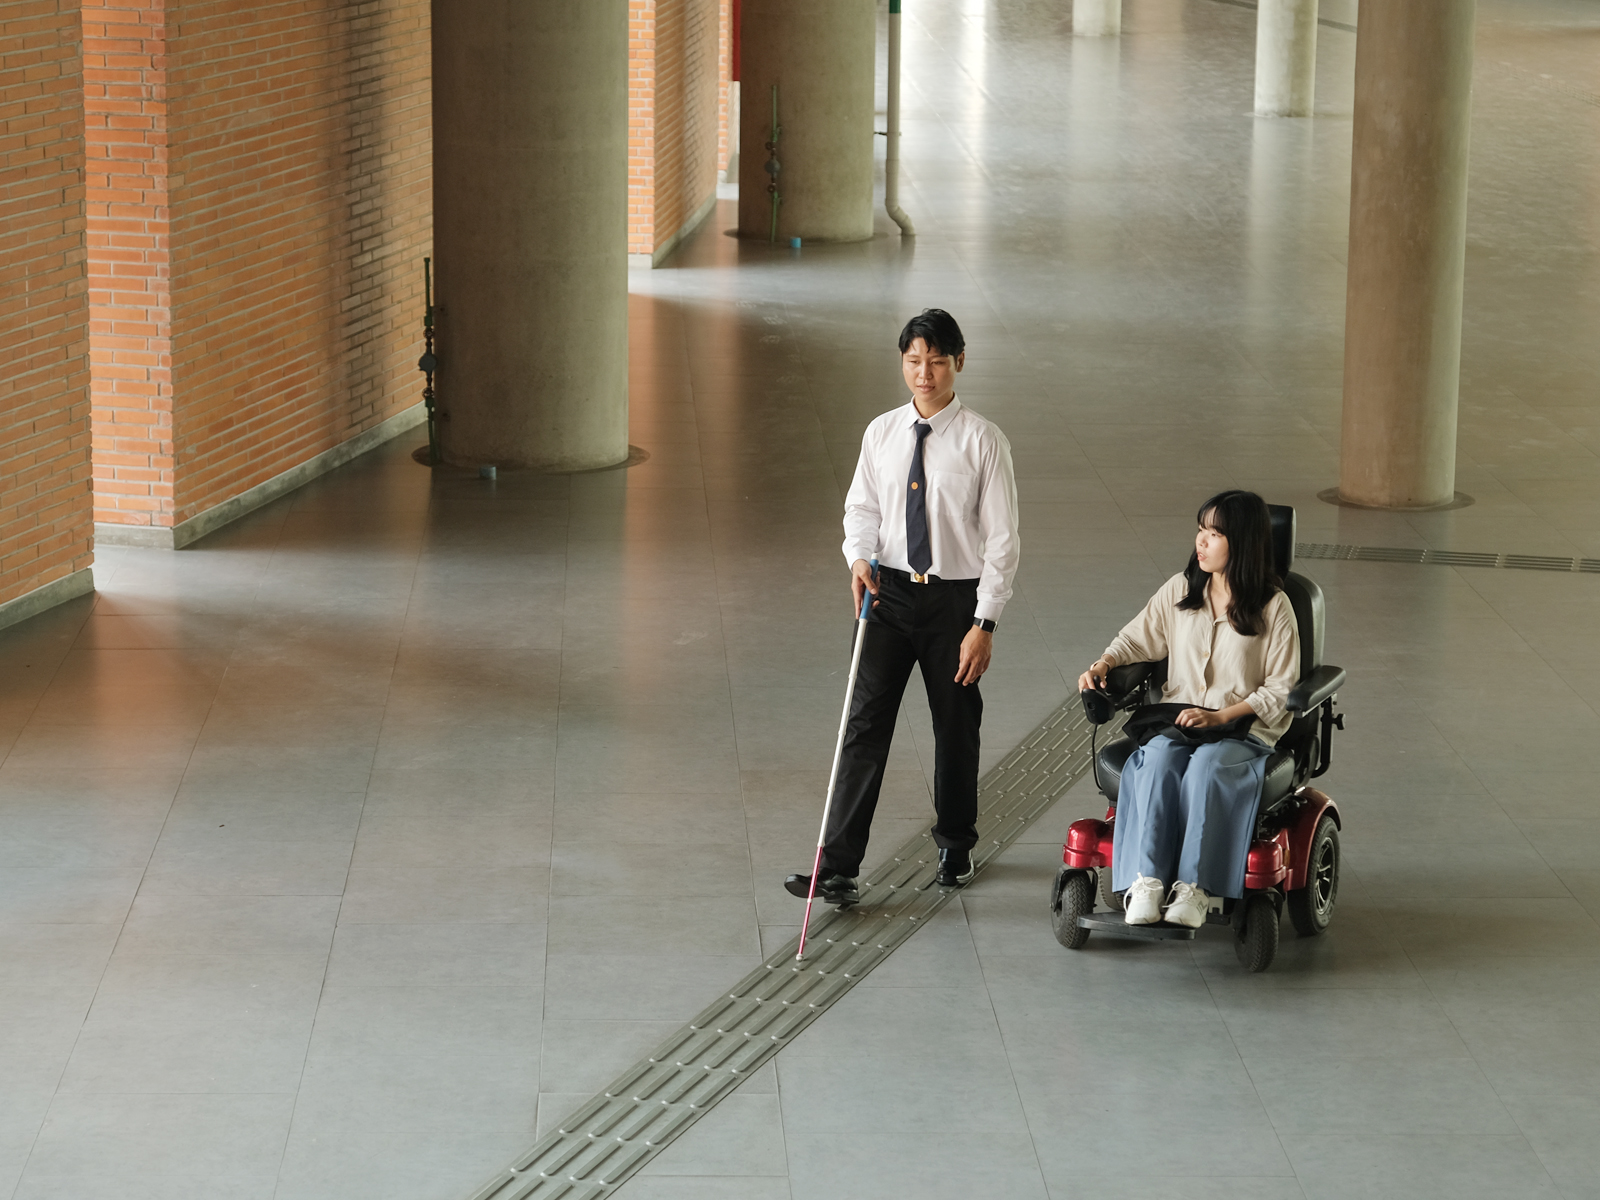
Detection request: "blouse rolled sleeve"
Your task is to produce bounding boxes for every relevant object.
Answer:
[1243,595,1300,732]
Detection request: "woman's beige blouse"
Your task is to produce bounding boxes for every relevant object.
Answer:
[1101,573,1301,746]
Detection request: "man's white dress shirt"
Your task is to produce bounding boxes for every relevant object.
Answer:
[842,396,1020,623]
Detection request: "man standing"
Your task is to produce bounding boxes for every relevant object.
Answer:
[786,309,1021,905]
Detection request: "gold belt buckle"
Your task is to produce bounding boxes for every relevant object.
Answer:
[910,571,928,584]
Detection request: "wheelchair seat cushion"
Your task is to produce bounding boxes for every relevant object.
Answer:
[1096,733,1297,811]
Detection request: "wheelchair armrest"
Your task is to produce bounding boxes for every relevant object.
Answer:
[1105,661,1151,694]
[1287,664,1346,714]
[1082,660,1162,725]
[1106,659,1165,703]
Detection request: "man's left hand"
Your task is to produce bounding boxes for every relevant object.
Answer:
[955,627,992,686]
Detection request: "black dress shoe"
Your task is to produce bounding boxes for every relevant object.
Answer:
[783,870,859,907]
[936,848,975,888]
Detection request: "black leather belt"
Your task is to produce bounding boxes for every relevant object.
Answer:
[879,566,979,586]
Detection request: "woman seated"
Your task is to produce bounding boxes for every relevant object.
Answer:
[1076,490,1299,928]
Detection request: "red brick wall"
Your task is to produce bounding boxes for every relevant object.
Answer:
[83,0,432,529]
[82,0,173,527]
[717,0,731,174]
[1,0,95,605]
[629,0,727,259]
[628,0,656,254]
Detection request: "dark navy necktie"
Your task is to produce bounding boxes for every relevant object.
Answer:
[906,421,933,575]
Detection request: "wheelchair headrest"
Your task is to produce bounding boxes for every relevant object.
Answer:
[1268,504,1295,581]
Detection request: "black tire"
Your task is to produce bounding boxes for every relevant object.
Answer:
[1287,814,1340,938]
[1099,867,1123,913]
[1051,869,1092,950]
[1234,893,1279,972]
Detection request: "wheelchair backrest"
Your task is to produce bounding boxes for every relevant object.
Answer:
[1266,504,1324,678]
[1268,504,1295,581]
[1283,572,1324,677]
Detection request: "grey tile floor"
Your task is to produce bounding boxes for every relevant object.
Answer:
[4,0,1600,1196]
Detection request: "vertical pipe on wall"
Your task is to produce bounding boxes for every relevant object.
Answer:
[885,0,915,235]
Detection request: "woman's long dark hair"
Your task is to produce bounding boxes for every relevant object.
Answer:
[1176,490,1280,635]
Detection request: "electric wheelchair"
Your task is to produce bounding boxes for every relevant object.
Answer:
[1048,505,1347,972]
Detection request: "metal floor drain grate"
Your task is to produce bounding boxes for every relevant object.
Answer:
[1297,542,1600,574]
[461,704,1097,1200]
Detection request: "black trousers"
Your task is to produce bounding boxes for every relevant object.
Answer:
[822,570,982,878]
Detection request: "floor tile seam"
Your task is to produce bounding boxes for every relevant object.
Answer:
[30,596,217,1200]
[267,474,424,1200]
[685,298,761,884]
[0,591,95,777]
[1452,558,1600,741]
[918,38,999,195]
[1397,577,1600,910]
[1379,902,1542,1165]
[538,477,576,1111]
[1183,910,1315,1182]
[274,826,365,1200]
[767,1040,797,1200]
[966,895,1054,1197]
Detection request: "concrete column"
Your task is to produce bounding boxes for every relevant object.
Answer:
[431,0,628,471]
[737,0,874,242]
[1338,0,1475,509]
[1073,0,1121,37]
[1254,0,1317,117]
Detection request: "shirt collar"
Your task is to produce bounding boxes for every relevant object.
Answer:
[906,394,963,435]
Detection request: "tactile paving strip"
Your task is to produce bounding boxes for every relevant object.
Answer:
[459,702,1097,1200]
[1297,542,1600,574]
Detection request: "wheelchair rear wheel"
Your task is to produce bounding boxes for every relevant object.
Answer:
[1287,814,1340,937]
[1051,868,1092,949]
[1234,893,1279,972]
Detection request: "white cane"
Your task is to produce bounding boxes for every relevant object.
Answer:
[797,558,878,961]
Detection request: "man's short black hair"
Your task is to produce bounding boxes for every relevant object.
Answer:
[897,308,965,359]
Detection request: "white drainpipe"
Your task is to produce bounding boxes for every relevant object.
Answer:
[886,0,915,235]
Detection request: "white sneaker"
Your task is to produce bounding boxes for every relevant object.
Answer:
[1163,881,1211,929]
[1124,875,1165,925]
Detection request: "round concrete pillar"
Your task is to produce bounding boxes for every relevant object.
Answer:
[1073,0,1121,37]
[1338,0,1476,509]
[431,0,628,471]
[1254,0,1317,117]
[738,0,874,243]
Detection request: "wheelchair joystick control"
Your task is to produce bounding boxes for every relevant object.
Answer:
[1081,687,1114,726]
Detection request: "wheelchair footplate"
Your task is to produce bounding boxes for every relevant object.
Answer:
[1075,911,1198,941]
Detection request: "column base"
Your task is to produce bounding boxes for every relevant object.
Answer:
[1318,487,1475,512]
[421,446,651,474]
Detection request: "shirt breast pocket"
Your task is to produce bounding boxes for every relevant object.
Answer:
[929,469,978,520]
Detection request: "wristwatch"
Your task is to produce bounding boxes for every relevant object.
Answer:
[972,617,997,633]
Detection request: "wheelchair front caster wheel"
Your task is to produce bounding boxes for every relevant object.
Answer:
[1051,868,1092,950]
[1234,893,1279,973]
